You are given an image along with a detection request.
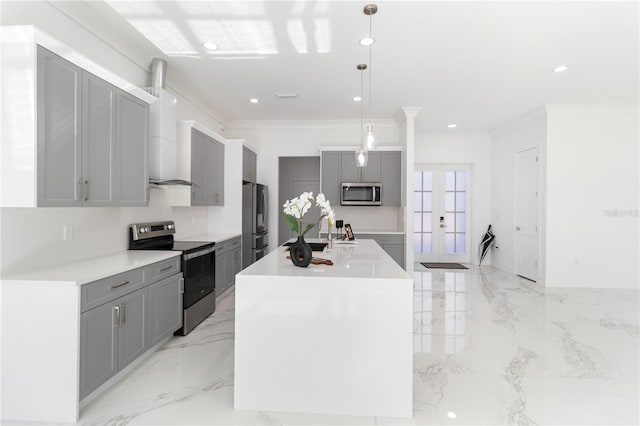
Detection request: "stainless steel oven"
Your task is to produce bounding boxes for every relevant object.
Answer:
[129,221,216,335]
[341,182,382,206]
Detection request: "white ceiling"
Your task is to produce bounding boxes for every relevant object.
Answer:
[101,0,639,134]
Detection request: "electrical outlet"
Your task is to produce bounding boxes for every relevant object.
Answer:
[63,225,73,241]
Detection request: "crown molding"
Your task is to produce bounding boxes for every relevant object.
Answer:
[228,118,399,130]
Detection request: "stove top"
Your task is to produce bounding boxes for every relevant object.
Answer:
[128,221,214,254]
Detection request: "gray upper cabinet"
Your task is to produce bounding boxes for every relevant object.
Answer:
[82,71,116,206]
[36,46,149,208]
[191,129,208,205]
[190,128,224,206]
[115,90,148,206]
[340,151,382,183]
[243,146,257,183]
[210,138,225,205]
[381,151,401,206]
[361,151,382,182]
[322,150,400,206]
[321,151,341,204]
[37,46,82,207]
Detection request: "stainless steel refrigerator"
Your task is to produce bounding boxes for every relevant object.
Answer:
[242,182,268,268]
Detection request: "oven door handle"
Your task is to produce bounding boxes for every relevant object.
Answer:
[184,246,215,260]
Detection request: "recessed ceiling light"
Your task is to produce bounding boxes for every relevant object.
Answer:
[552,64,569,73]
[353,96,362,102]
[447,411,457,419]
[249,98,259,104]
[359,37,375,46]
[203,41,218,50]
[447,124,457,128]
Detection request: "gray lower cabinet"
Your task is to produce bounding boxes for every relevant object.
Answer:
[36,45,149,208]
[321,150,401,206]
[357,233,405,268]
[80,286,146,399]
[191,128,224,206]
[79,260,182,400]
[243,146,257,183]
[215,237,241,297]
[147,275,183,348]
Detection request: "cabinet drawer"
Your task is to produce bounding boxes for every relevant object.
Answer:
[216,237,240,255]
[145,257,180,283]
[81,268,145,312]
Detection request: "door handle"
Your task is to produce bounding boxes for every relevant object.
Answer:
[120,303,126,325]
[113,305,120,327]
[83,180,89,202]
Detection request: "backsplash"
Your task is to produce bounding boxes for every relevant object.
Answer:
[317,206,403,234]
[0,190,209,276]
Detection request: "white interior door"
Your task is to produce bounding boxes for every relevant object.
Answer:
[414,165,471,263]
[515,148,539,281]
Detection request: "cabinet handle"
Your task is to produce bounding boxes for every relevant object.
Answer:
[179,277,184,294]
[111,280,130,289]
[113,305,120,327]
[160,265,173,272]
[83,180,89,202]
[120,303,126,325]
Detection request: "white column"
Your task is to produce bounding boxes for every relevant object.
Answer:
[399,107,422,270]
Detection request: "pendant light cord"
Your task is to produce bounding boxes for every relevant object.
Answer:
[368,13,373,125]
[360,67,365,148]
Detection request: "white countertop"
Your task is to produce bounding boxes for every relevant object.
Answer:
[1,251,181,286]
[354,230,405,235]
[239,238,410,280]
[180,233,241,244]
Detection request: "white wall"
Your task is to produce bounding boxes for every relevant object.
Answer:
[490,108,547,275]
[415,131,493,265]
[0,1,228,275]
[545,104,639,288]
[227,121,400,251]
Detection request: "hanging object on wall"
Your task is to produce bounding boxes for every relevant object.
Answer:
[355,63,368,167]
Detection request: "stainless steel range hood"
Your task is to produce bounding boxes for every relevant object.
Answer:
[145,58,193,187]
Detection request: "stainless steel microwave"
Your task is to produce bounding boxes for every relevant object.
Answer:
[340,182,382,206]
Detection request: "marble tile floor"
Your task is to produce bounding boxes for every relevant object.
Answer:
[69,266,639,425]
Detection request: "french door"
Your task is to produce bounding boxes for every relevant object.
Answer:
[414,165,471,263]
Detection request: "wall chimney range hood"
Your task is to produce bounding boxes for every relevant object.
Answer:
[145,58,193,187]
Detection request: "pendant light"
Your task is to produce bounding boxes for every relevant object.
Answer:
[355,63,368,167]
[364,3,377,150]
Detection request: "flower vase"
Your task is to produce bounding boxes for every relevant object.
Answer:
[290,235,313,267]
[326,224,333,251]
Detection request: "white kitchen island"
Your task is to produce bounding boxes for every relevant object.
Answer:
[234,239,413,418]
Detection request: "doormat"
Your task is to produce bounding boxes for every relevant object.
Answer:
[421,262,468,270]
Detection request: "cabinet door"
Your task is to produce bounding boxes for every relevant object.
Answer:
[361,151,382,182]
[215,251,226,297]
[224,250,235,291]
[82,71,116,206]
[116,90,148,206]
[147,274,183,348]
[37,46,82,206]
[232,247,241,286]
[243,146,257,183]
[381,151,401,206]
[80,301,118,399]
[191,129,208,205]
[209,139,225,205]
[321,152,341,204]
[340,152,360,183]
[117,288,147,370]
[383,244,405,268]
